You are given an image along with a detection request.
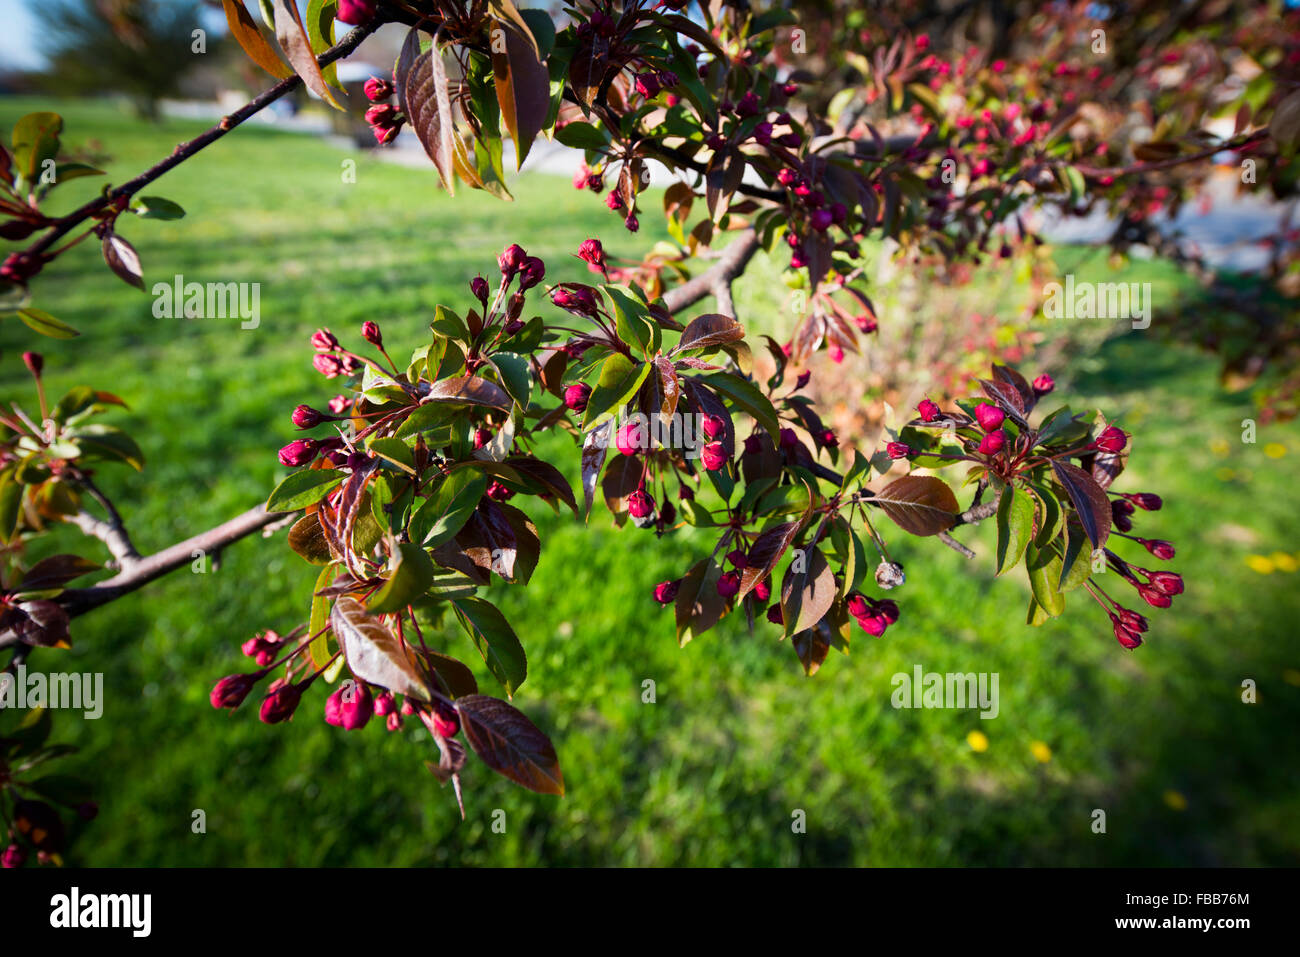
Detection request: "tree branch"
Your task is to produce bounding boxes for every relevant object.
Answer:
[661,229,761,316]
[67,509,139,569]
[0,504,287,650]
[20,19,384,260]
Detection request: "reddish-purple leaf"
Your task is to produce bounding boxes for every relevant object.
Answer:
[424,375,511,410]
[675,313,746,353]
[872,474,959,536]
[580,421,609,521]
[780,547,835,637]
[738,519,802,600]
[331,596,432,702]
[396,26,455,191]
[101,232,143,290]
[1050,460,1112,549]
[491,18,550,168]
[456,694,564,795]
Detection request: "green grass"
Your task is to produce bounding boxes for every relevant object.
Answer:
[3,96,1299,866]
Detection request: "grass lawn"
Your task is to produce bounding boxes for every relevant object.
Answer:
[2,96,1299,866]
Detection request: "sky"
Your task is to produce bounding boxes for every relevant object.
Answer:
[0,0,43,71]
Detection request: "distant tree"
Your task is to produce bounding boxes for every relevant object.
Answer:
[29,0,205,119]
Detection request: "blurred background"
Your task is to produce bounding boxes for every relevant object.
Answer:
[1,0,1298,865]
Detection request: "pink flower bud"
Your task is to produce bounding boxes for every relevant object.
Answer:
[1126,493,1162,511]
[846,594,870,618]
[886,442,912,460]
[364,76,394,102]
[974,403,1005,432]
[795,370,811,389]
[311,328,339,351]
[978,430,1006,456]
[624,213,639,232]
[313,354,345,378]
[754,578,771,601]
[856,612,888,636]
[292,405,325,429]
[564,382,592,413]
[1137,585,1172,608]
[518,256,546,290]
[1143,539,1175,560]
[1146,571,1183,596]
[361,320,382,347]
[2,844,26,868]
[473,428,492,450]
[917,398,940,422]
[876,599,900,624]
[499,243,527,276]
[432,702,460,738]
[337,0,375,24]
[717,571,741,598]
[486,480,515,501]
[278,439,317,467]
[578,238,606,273]
[701,441,728,471]
[702,414,726,440]
[22,352,43,377]
[210,672,262,709]
[373,692,395,716]
[628,489,655,519]
[1094,425,1127,453]
[259,683,304,724]
[365,104,398,129]
[654,580,680,604]
[470,276,490,303]
[386,712,403,732]
[616,420,648,456]
[606,189,624,210]
[820,429,838,448]
[337,681,373,730]
[1113,619,1142,649]
[552,285,598,315]
[766,603,784,625]
[635,72,662,98]
[1032,374,1055,395]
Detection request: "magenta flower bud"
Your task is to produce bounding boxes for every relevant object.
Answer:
[1112,498,1135,517]
[1,252,43,283]
[977,430,1006,456]
[635,72,662,98]
[820,428,838,448]
[974,403,1005,432]
[736,91,761,117]
[654,580,680,604]
[809,208,833,232]
[499,243,527,276]
[1119,609,1149,633]
[754,121,773,145]
[606,189,624,210]
[846,594,870,618]
[1094,425,1127,453]
[210,672,262,710]
[624,213,639,232]
[564,382,592,413]
[616,420,648,456]
[337,681,373,730]
[886,442,912,460]
[917,398,940,422]
[292,405,325,429]
[1126,493,1163,511]
[364,76,393,102]
[386,712,403,732]
[726,549,748,570]
[1147,571,1183,596]
[1032,374,1055,395]
[766,603,784,625]
[313,354,345,379]
[278,439,318,468]
[470,276,490,303]
[858,613,888,637]
[361,320,382,347]
[473,427,492,450]
[1137,585,1172,608]
[701,441,728,471]
[782,81,799,96]
[1113,621,1143,649]
[365,104,398,128]
[516,255,545,291]
[1144,539,1176,560]
[2,844,26,869]
[312,328,339,351]
[702,414,725,440]
[777,168,798,186]
[628,489,655,519]
[373,692,395,716]
[795,370,811,390]
[324,687,345,727]
[259,683,304,724]
[337,0,376,24]
[876,599,900,624]
[717,571,741,598]
[373,125,400,145]
[432,704,460,738]
[578,238,606,273]
[22,351,43,378]
[750,578,769,601]
[486,480,515,501]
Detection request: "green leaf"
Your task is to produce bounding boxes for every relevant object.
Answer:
[308,564,335,670]
[12,112,61,182]
[410,470,487,546]
[15,309,79,339]
[491,352,532,407]
[605,286,652,355]
[701,372,781,440]
[0,469,22,543]
[368,542,436,613]
[554,121,607,150]
[452,596,527,697]
[394,401,455,441]
[130,196,186,220]
[368,436,415,473]
[1026,541,1066,620]
[267,469,344,511]
[1057,524,1094,592]
[65,424,144,470]
[431,304,469,341]
[995,484,1034,575]
[582,354,650,429]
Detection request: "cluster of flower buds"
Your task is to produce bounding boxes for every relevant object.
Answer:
[634,70,680,99]
[846,592,901,636]
[362,71,404,145]
[241,629,285,666]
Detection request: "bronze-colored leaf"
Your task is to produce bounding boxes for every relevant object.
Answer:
[418,649,479,699]
[455,501,517,580]
[272,0,341,109]
[674,557,725,646]
[780,547,835,637]
[675,313,746,353]
[101,232,143,290]
[581,421,610,521]
[331,596,432,702]
[738,519,802,600]
[1050,460,1112,549]
[873,474,959,537]
[456,694,564,795]
[491,18,550,168]
[220,0,291,79]
[397,26,456,191]
[424,375,511,410]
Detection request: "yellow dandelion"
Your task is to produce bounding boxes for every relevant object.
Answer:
[1245,554,1276,574]
[1264,443,1286,459]
[1163,790,1188,811]
[1030,740,1053,763]
[1271,552,1298,573]
[1283,669,1300,687]
[1215,467,1236,482]
[967,730,989,753]
[1209,437,1231,458]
